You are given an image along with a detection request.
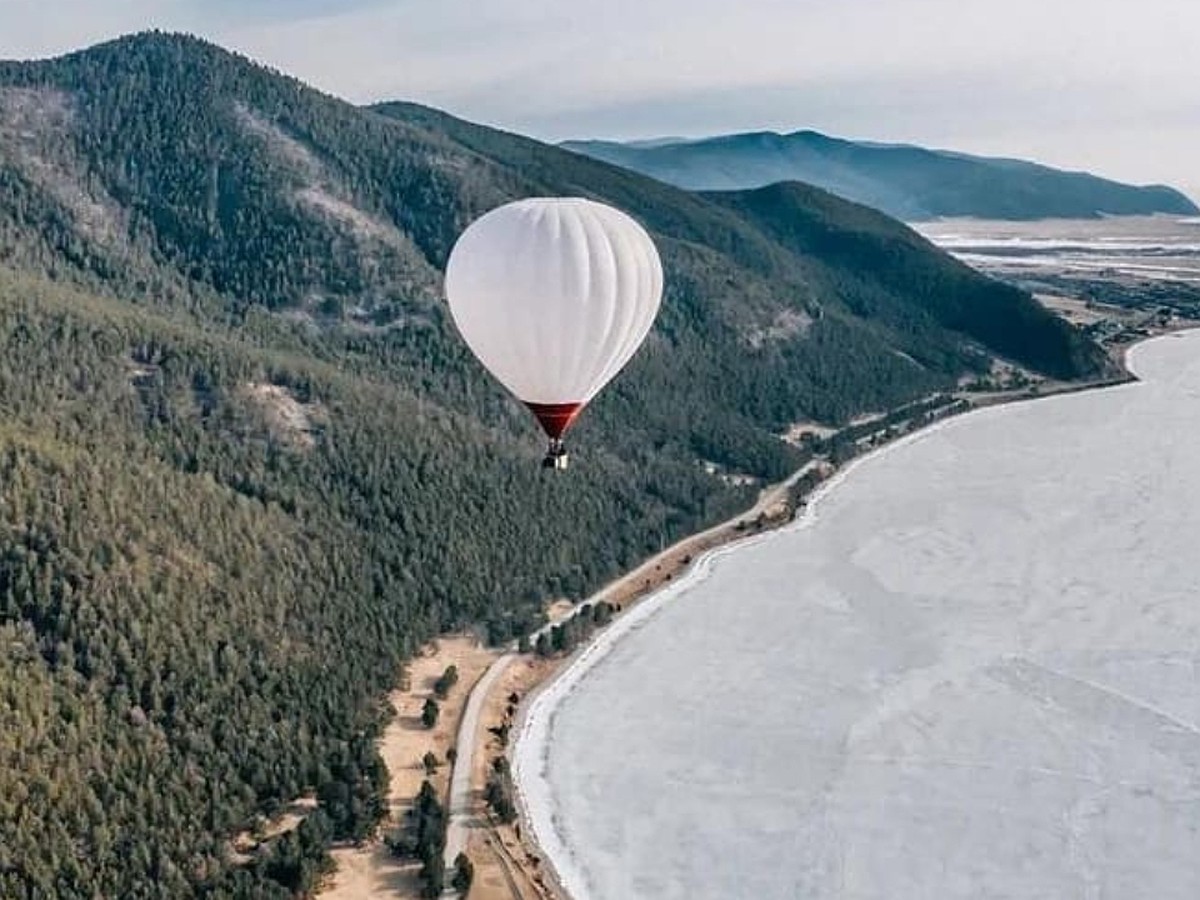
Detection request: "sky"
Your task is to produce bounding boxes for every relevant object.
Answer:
[1,0,1197,198]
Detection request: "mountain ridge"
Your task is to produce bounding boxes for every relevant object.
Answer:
[561,130,1199,221]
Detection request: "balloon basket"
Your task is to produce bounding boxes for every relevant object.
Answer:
[542,441,570,471]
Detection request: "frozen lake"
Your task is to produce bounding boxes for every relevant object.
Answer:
[514,332,1200,900]
[915,216,1200,284]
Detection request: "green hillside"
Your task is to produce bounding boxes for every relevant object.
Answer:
[0,32,1110,899]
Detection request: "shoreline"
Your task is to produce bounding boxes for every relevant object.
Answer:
[495,328,1187,900]
[508,405,1026,900]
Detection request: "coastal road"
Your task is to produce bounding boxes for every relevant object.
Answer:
[656,457,817,547]
[579,457,825,606]
[440,458,823,891]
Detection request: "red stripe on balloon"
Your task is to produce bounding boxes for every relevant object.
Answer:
[525,401,585,439]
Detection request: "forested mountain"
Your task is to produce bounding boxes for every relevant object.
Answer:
[0,32,1110,899]
[562,131,1200,221]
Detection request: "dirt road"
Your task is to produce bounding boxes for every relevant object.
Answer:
[444,652,517,870]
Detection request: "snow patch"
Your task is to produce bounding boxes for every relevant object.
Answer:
[0,87,127,246]
[233,103,408,249]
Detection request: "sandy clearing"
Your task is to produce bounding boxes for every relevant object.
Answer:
[467,826,551,900]
[229,797,320,865]
[544,600,576,625]
[779,421,838,447]
[319,635,499,900]
[240,382,326,449]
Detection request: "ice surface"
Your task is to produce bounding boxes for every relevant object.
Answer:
[915,217,1200,284]
[513,333,1200,900]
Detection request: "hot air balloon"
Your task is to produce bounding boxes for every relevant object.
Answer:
[444,197,664,469]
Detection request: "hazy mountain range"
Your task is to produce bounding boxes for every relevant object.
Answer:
[563,131,1200,221]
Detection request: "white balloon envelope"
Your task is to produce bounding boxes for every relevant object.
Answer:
[444,197,664,468]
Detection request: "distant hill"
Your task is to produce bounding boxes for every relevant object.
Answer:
[0,32,1109,899]
[562,131,1200,221]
